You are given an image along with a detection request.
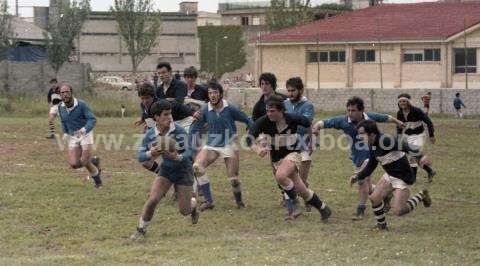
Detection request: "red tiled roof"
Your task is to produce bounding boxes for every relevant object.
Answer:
[257,2,480,43]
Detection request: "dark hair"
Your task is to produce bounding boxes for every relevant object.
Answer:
[427,91,431,95]
[150,99,172,116]
[138,83,155,98]
[50,78,58,83]
[286,77,304,91]
[207,82,224,95]
[156,62,172,71]
[455,92,460,97]
[259,72,277,91]
[184,66,198,78]
[397,93,411,99]
[346,96,364,111]
[266,94,285,111]
[357,119,380,135]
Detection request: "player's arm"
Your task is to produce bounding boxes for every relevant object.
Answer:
[312,115,343,134]
[231,105,254,128]
[174,82,187,104]
[188,109,207,150]
[370,112,405,129]
[135,104,147,126]
[418,109,435,143]
[137,132,161,162]
[246,119,268,157]
[77,102,96,136]
[395,111,404,136]
[351,155,378,186]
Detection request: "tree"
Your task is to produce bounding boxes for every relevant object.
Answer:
[44,0,90,77]
[266,0,313,32]
[198,26,246,79]
[0,0,13,53]
[111,0,162,75]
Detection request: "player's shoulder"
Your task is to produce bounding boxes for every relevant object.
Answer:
[173,122,187,135]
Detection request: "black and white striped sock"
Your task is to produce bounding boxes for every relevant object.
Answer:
[372,202,387,227]
[49,122,55,136]
[406,192,424,212]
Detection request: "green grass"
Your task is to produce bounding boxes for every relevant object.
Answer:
[1,116,479,265]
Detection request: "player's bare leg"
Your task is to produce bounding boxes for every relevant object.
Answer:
[194,149,219,211]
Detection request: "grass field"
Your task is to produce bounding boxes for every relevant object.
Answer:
[1,115,479,265]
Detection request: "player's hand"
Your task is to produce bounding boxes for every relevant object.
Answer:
[192,111,202,120]
[430,137,436,144]
[150,146,163,158]
[312,123,321,135]
[74,127,86,138]
[253,146,268,157]
[349,175,358,187]
[134,119,145,126]
[163,150,179,161]
[397,121,406,129]
[62,134,69,142]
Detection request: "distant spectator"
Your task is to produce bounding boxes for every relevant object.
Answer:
[174,70,181,81]
[421,91,432,115]
[121,104,126,118]
[453,92,466,119]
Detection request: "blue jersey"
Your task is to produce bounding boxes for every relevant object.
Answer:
[137,122,193,170]
[322,112,389,167]
[58,98,96,135]
[190,100,253,147]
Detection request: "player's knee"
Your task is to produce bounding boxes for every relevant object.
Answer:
[193,162,205,176]
[369,194,382,206]
[69,161,82,169]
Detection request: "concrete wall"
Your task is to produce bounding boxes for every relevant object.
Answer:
[225,87,480,115]
[0,61,90,92]
[77,12,200,73]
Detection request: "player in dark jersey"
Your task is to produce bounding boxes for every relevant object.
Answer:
[247,95,332,221]
[350,120,432,231]
[397,93,436,182]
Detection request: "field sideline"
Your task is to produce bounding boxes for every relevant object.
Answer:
[1,115,479,265]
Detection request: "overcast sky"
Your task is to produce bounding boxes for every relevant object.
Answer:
[7,0,435,16]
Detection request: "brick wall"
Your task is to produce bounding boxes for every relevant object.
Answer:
[225,88,480,115]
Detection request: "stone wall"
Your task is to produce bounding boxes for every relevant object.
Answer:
[225,88,480,115]
[0,61,90,92]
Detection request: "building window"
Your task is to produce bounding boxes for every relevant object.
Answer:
[307,51,346,63]
[355,50,375,62]
[252,17,260,25]
[319,52,329,62]
[241,16,249,25]
[404,49,440,62]
[454,48,477,73]
[424,49,440,61]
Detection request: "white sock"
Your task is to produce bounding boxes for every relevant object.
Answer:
[139,217,150,229]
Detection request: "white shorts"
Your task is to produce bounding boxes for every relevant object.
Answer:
[272,152,302,171]
[406,134,425,150]
[203,144,237,158]
[381,173,410,190]
[68,131,94,148]
[300,150,311,162]
[49,105,59,115]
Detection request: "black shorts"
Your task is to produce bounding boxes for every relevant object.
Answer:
[159,165,194,186]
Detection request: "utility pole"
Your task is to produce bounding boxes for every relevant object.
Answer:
[316,33,320,89]
[376,18,383,89]
[464,17,468,90]
[16,0,19,17]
